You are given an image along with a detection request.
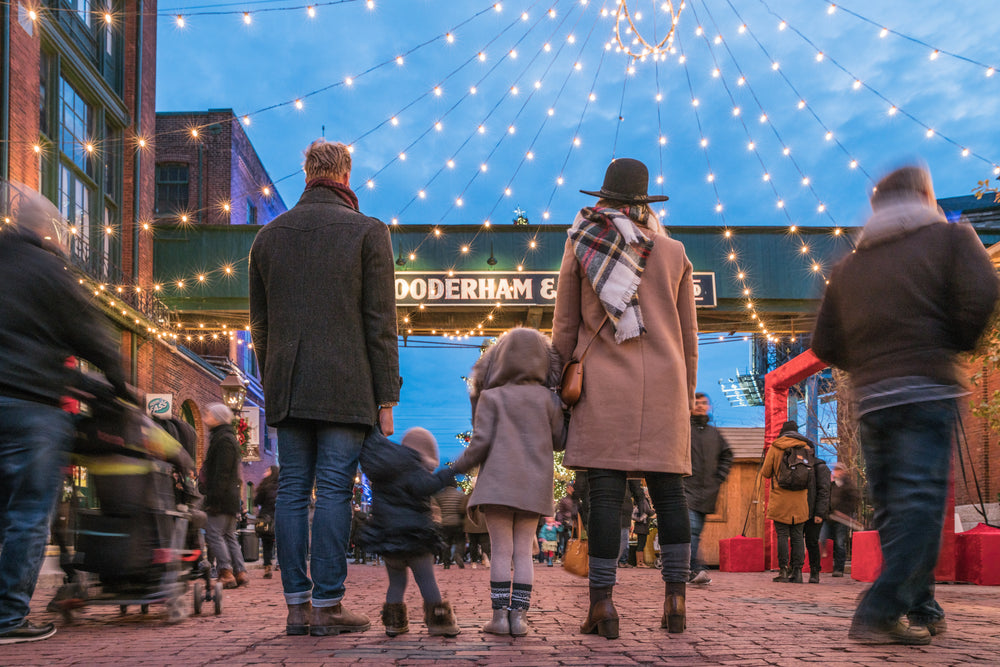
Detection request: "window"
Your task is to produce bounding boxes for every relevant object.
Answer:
[39,51,49,136]
[70,0,91,26]
[60,164,92,262]
[247,199,258,225]
[155,163,189,215]
[59,77,93,176]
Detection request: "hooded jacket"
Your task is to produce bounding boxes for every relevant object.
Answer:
[762,433,811,524]
[452,328,565,516]
[200,424,243,516]
[813,196,999,389]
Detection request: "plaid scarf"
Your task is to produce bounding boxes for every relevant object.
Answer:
[568,206,655,342]
[305,177,359,211]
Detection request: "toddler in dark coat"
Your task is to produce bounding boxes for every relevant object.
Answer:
[358,427,460,637]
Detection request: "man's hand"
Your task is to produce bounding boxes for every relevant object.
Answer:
[379,406,394,436]
[814,516,823,524]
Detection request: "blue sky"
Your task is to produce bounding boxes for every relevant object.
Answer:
[156,0,1000,461]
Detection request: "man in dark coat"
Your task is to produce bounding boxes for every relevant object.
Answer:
[826,463,860,577]
[684,392,733,584]
[200,403,248,590]
[812,164,1000,645]
[0,186,128,645]
[249,139,401,637]
[803,447,831,584]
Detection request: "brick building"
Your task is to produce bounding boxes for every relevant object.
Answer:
[1,3,276,506]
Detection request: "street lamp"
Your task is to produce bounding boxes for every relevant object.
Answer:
[220,372,247,412]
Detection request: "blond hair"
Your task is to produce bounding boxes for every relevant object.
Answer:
[303,139,352,181]
[595,198,663,236]
[869,165,935,210]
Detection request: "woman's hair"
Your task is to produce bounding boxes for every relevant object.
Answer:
[594,198,663,236]
[303,139,352,181]
[869,164,934,210]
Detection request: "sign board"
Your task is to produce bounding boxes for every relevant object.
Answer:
[145,394,173,418]
[395,271,717,308]
[240,406,261,447]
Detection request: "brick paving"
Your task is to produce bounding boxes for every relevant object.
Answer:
[7,562,1000,666]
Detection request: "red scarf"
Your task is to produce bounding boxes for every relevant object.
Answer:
[305,177,359,211]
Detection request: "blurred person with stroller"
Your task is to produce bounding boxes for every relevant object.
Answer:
[254,465,280,579]
[0,184,129,644]
[199,403,249,590]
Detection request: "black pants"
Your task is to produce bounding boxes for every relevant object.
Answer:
[587,469,689,560]
[441,526,466,565]
[468,532,491,562]
[804,519,823,573]
[774,521,805,570]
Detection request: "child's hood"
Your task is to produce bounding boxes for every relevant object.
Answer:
[470,327,560,397]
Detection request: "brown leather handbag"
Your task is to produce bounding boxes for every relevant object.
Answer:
[559,315,610,406]
[562,515,589,577]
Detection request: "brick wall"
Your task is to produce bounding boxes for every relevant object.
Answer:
[6,1,41,187]
[960,361,998,508]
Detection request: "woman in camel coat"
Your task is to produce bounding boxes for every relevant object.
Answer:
[552,158,698,640]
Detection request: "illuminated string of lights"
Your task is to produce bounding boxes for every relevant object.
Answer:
[719,0,873,183]
[759,0,1000,175]
[798,0,999,77]
[612,0,685,59]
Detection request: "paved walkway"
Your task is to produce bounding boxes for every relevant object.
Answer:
[8,562,1000,666]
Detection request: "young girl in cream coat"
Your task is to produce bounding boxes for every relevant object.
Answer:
[451,328,565,637]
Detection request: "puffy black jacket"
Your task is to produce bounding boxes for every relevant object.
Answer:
[359,429,455,556]
[684,417,734,514]
[200,425,242,516]
[0,231,125,405]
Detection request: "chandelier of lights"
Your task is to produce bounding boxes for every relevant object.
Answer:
[614,0,686,59]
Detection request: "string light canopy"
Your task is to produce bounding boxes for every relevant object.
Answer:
[14,1,1000,340]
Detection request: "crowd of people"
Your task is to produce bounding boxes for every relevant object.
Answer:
[2,144,996,649]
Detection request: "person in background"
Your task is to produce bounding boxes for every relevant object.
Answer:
[254,465,280,579]
[552,158,698,638]
[684,392,733,585]
[432,479,469,569]
[618,481,647,568]
[825,463,860,577]
[812,164,999,644]
[465,504,491,569]
[554,482,578,561]
[538,517,561,566]
[200,403,249,590]
[761,421,811,584]
[803,445,831,584]
[0,185,129,645]
[249,139,400,636]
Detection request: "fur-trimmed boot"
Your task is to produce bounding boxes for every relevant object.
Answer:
[381,602,409,636]
[660,582,686,633]
[424,601,461,637]
[580,586,619,639]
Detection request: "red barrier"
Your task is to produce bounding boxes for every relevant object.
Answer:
[956,524,1000,586]
[850,530,882,582]
[718,536,765,572]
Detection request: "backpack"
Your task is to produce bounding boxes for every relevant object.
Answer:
[776,444,812,491]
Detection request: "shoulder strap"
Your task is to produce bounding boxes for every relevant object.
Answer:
[577,314,611,363]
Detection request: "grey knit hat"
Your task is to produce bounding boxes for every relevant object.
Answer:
[401,427,439,471]
[205,402,234,427]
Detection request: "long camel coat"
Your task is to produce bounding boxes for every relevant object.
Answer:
[551,223,699,474]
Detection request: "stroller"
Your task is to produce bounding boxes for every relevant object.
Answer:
[50,374,223,623]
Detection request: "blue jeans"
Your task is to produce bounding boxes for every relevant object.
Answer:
[689,509,706,571]
[0,398,74,632]
[275,420,365,608]
[854,399,954,628]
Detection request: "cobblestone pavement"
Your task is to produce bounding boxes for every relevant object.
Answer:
[8,562,1000,666]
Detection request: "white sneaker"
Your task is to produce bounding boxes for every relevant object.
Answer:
[690,570,712,585]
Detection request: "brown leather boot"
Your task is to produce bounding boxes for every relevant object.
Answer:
[381,602,409,636]
[235,570,251,587]
[660,582,686,633]
[286,602,311,635]
[217,568,238,589]
[310,603,371,636]
[263,565,273,579]
[424,600,461,637]
[580,586,619,639]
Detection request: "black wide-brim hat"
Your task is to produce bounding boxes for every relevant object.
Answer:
[580,157,669,204]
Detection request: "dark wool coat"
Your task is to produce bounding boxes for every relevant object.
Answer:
[358,429,455,556]
[830,475,860,517]
[812,200,999,389]
[248,187,400,427]
[253,472,278,518]
[453,328,565,517]
[200,425,243,516]
[552,226,698,474]
[762,434,810,525]
[684,417,734,515]
[0,231,126,406]
[807,455,832,521]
